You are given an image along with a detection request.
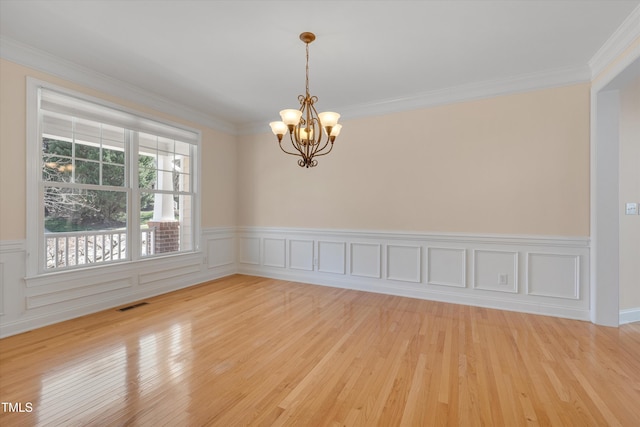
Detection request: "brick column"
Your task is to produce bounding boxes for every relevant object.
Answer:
[148,220,180,254]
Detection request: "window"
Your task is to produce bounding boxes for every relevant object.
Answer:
[29,83,199,273]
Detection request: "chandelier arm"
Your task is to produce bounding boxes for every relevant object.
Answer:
[304,102,314,161]
[310,125,331,157]
[278,141,303,157]
[278,133,304,157]
[312,137,331,157]
[310,140,334,158]
[289,127,305,154]
[307,123,316,160]
[307,100,323,156]
[310,114,330,156]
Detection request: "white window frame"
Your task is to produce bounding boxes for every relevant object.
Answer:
[26,78,201,277]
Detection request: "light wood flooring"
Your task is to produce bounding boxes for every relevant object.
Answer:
[1,274,639,426]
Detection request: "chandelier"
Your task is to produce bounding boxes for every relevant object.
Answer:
[269,32,342,168]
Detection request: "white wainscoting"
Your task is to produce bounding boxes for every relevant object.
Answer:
[427,247,466,288]
[207,235,235,269]
[239,237,260,265]
[526,253,580,299]
[0,227,236,338]
[2,226,613,337]
[289,239,315,271]
[0,262,4,316]
[387,244,422,283]
[237,227,591,321]
[472,250,519,293]
[318,241,346,275]
[350,243,382,278]
[263,238,286,268]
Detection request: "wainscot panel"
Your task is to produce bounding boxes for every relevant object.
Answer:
[427,247,466,288]
[207,236,235,269]
[472,250,519,293]
[239,237,260,265]
[318,241,346,275]
[289,239,314,271]
[387,244,422,283]
[27,277,134,309]
[526,253,580,299]
[138,258,203,286]
[263,238,286,268]
[0,262,4,316]
[350,243,382,278]
[0,241,26,320]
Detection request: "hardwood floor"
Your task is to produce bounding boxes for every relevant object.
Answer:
[1,274,639,426]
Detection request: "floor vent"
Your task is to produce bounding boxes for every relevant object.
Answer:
[118,302,149,312]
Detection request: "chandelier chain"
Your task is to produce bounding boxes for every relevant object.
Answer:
[305,42,310,97]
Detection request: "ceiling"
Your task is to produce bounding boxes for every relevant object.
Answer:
[1,0,639,133]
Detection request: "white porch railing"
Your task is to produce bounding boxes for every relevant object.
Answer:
[45,227,156,270]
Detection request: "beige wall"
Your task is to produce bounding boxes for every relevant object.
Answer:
[0,60,27,240]
[1,58,591,240]
[0,59,236,241]
[238,84,590,236]
[619,74,640,310]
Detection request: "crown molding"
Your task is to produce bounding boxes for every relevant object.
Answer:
[589,4,640,80]
[0,30,602,138]
[0,37,238,135]
[337,65,592,121]
[238,64,591,135]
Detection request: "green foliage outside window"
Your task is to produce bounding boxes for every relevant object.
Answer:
[43,138,156,231]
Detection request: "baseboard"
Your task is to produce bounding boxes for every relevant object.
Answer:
[619,308,640,325]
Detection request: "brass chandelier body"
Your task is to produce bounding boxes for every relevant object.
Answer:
[270,32,342,168]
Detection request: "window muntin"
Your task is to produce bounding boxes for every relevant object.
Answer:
[36,87,199,272]
[137,133,195,257]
